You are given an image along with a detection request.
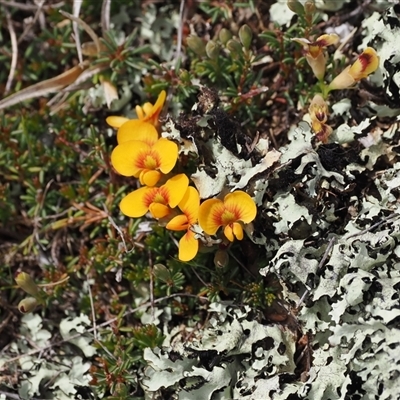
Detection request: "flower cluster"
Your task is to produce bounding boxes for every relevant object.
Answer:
[108,92,257,262]
[293,32,379,143]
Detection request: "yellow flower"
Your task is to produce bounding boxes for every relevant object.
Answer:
[120,174,189,219]
[198,191,256,242]
[106,90,167,130]
[136,90,167,127]
[329,47,379,91]
[166,186,200,262]
[309,93,332,143]
[293,34,339,80]
[111,138,178,186]
[116,120,159,145]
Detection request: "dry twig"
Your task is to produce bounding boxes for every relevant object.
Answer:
[101,0,111,34]
[72,0,83,64]
[4,10,18,95]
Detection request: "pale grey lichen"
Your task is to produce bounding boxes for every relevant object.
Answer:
[143,9,400,397]
[142,304,297,399]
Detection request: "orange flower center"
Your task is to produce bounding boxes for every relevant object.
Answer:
[308,44,321,59]
[214,205,241,227]
[143,187,169,207]
[136,150,160,170]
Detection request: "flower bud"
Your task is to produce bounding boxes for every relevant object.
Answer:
[219,28,232,45]
[238,25,253,50]
[186,35,206,57]
[18,297,39,314]
[15,272,40,298]
[287,0,305,15]
[112,382,127,396]
[153,263,171,283]
[205,40,220,59]
[304,0,316,15]
[179,69,190,83]
[226,39,243,57]
[214,249,229,268]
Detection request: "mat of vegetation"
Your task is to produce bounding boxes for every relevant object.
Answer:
[1,1,400,399]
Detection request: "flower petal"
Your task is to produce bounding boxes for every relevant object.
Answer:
[153,90,167,113]
[349,47,379,80]
[314,33,339,48]
[135,104,144,119]
[164,174,189,208]
[111,141,150,177]
[141,102,154,117]
[305,52,326,81]
[224,222,243,241]
[313,121,333,143]
[106,116,130,128]
[307,44,322,59]
[117,120,159,145]
[224,191,257,224]
[120,187,152,217]
[140,170,162,187]
[328,66,355,91]
[224,224,234,242]
[153,138,178,174]
[135,91,167,126]
[149,203,171,219]
[292,38,311,47]
[178,186,200,224]
[232,222,244,240]
[329,48,379,91]
[178,230,199,261]
[198,198,223,235]
[309,93,328,123]
[166,214,189,231]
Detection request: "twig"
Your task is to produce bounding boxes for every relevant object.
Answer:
[17,0,45,44]
[1,293,208,365]
[101,0,111,34]
[0,0,65,11]
[72,0,83,64]
[245,131,260,154]
[59,10,101,55]
[104,203,128,253]
[148,250,155,321]
[346,212,399,239]
[95,338,116,362]
[333,27,357,61]
[87,277,97,341]
[229,250,257,279]
[4,10,18,95]
[0,62,88,111]
[190,266,208,287]
[33,179,55,252]
[296,236,336,309]
[175,0,186,67]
